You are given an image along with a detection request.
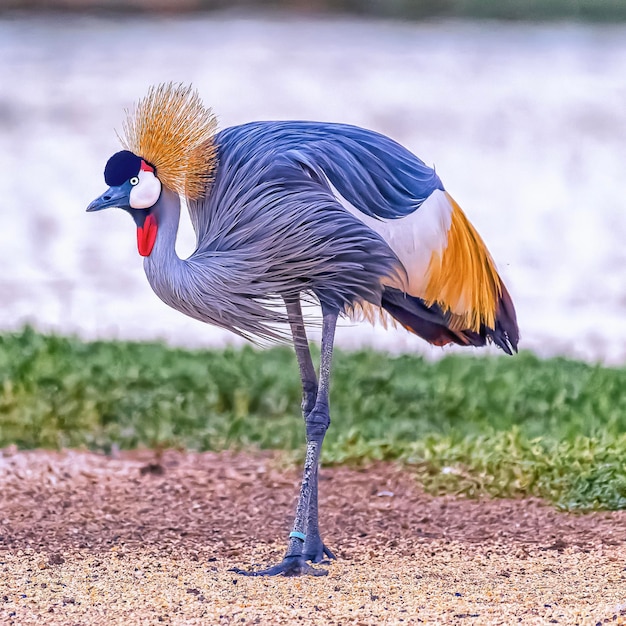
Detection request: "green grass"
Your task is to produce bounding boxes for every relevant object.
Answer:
[1,327,625,511]
[329,0,626,21]
[14,0,626,21]
[31,0,626,22]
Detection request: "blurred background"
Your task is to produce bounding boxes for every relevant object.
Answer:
[0,0,625,363]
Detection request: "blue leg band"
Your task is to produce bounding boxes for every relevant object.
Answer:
[289,531,306,541]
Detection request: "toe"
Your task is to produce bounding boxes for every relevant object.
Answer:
[229,557,328,577]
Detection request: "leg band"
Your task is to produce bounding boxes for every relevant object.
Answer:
[289,531,306,541]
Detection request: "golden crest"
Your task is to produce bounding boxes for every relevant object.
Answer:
[119,83,218,201]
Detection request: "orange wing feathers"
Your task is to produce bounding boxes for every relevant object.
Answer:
[423,193,501,332]
[342,187,518,352]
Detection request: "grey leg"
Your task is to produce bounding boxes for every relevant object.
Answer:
[232,301,339,577]
[302,304,337,563]
[285,297,334,561]
[284,297,318,417]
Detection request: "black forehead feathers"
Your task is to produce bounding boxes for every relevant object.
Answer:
[104,150,142,186]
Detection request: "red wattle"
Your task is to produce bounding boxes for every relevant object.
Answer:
[137,214,158,257]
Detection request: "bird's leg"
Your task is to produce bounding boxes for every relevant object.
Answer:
[285,299,336,563]
[284,297,318,417]
[301,304,337,564]
[233,302,338,577]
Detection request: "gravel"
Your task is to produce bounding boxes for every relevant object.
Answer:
[1,449,625,624]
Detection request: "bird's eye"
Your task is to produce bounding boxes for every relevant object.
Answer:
[129,176,140,186]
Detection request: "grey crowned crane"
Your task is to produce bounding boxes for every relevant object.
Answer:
[87,83,518,576]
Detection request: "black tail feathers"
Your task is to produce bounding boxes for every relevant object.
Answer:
[381,286,519,354]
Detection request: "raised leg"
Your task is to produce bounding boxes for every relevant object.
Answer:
[232,300,339,576]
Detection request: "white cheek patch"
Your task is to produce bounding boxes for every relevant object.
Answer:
[129,170,162,209]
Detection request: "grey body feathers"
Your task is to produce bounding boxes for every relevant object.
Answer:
[144,127,404,343]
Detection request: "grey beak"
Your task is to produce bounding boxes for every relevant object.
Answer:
[86,184,131,212]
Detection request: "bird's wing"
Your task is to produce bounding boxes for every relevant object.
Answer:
[189,121,513,341]
[272,123,505,335]
[273,122,444,220]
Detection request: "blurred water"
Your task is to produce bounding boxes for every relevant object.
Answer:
[1,13,625,363]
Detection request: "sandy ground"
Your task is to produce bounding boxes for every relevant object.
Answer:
[1,449,625,625]
[1,15,626,363]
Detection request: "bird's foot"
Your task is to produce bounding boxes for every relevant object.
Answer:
[230,555,328,577]
[304,536,336,564]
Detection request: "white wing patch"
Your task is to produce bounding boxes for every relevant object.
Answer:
[330,180,502,333]
[330,184,453,296]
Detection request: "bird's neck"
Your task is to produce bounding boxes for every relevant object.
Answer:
[143,186,187,300]
[147,186,182,261]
